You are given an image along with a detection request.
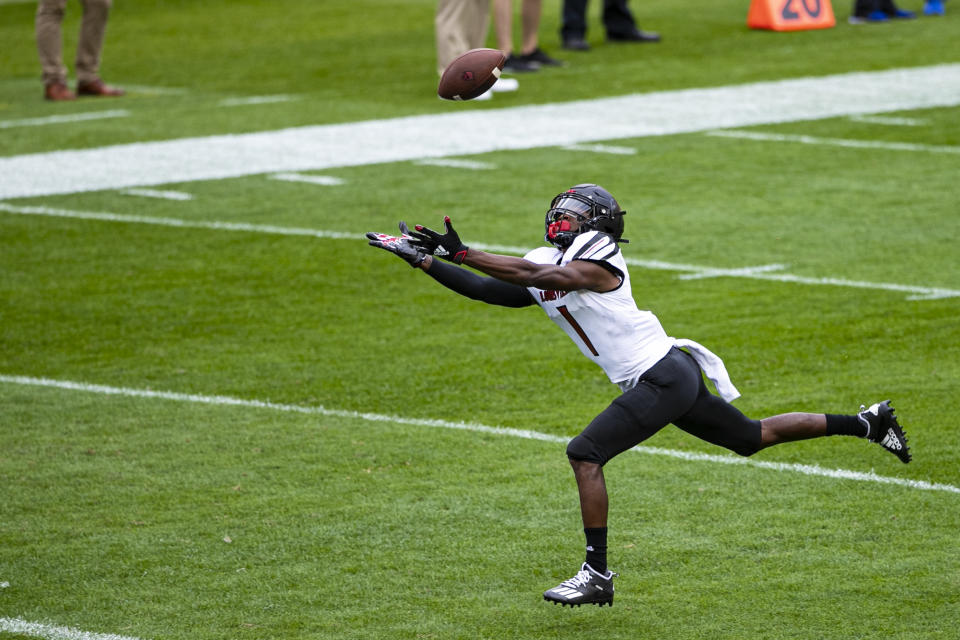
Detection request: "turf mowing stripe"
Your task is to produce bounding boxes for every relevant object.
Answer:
[1,373,957,495]
[1,202,957,300]
[2,64,959,199]
[705,129,960,154]
[0,617,144,640]
[0,110,130,129]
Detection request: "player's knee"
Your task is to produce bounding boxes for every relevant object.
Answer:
[734,443,761,457]
[566,433,607,465]
[732,430,763,457]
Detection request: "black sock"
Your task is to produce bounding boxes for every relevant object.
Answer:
[826,414,867,437]
[584,527,607,574]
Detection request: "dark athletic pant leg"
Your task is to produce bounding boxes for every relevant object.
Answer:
[672,351,762,457]
[567,348,701,465]
[561,0,589,40]
[603,0,637,37]
[567,348,763,464]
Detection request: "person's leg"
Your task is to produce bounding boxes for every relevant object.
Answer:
[602,0,636,37]
[75,0,112,84]
[545,348,701,607]
[603,0,660,41]
[569,458,608,573]
[436,0,490,75]
[519,0,541,55]
[36,0,69,87]
[759,412,826,446]
[560,0,588,42]
[492,0,513,55]
[673,350,910,463]
[682,398,910,462]
[466,0,491,49]
[565,349,700,567]
[570,458,607,528]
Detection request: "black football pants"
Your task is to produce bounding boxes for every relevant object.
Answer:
[566,347,762,465]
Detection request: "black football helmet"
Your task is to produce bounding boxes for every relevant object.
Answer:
[544,184,627,249]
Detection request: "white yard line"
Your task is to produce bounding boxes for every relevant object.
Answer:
[0,110,129,130]
[268,172,346,186]
[218,94,298,107]
[0,203,357,240]
[676,264,790,280]
[119,84,190,96]
[562,143,638,155]
[2,64,959,199]
[848,115,926,126]
[0,617,144,640]
[121,188,194,201]
[1,373,956,495]
[413,158,496,169]
[1,202,956,300]
[705,129,960,154]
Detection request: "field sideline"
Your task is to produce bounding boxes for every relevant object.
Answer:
[2,0,959,638]
[2,64,960,199]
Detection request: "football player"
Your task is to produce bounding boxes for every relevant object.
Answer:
[366,184,911,608]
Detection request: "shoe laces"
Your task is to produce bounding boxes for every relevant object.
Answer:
[559,568,593,590]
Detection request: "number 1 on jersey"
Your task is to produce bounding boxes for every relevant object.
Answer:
[557,305,599,357]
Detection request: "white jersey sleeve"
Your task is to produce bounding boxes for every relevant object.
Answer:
[522,232,674,385]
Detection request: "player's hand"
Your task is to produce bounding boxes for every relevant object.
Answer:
[409,216,469,264]
[366,221,427,268]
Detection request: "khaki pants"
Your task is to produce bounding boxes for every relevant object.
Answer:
[36,0,113,86]
[435,0,490,76]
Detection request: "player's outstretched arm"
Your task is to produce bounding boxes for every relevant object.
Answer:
[464,249,619,293]
[410,216,618,293]
[366,220,531,307]
[422,257,534,307]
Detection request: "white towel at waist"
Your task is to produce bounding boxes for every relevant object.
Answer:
[672,338,740,402]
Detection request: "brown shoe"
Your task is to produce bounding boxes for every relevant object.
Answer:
[77,79,125,97]
[44,82,76,101]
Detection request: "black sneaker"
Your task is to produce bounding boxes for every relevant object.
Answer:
[562,37,590,51]
[543,563,617,607]
[502,53,539,73]
[607,28,661,43]
[520,48,564,67]
[858,400,911,463]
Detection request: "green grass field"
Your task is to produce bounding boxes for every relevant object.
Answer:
[2,1,959,638]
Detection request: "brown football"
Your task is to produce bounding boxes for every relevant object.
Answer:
[438,48,507,101]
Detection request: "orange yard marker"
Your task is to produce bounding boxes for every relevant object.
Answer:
[748,0,836,30]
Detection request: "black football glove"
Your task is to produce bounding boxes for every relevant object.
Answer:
[409,216,469,265]
[366,221,427,268]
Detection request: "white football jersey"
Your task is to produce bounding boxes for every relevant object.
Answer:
[523,231,674,386]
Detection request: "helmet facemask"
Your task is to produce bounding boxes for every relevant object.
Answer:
[543,186,627,248]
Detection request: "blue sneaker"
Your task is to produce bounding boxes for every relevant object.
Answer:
[923,0,945,14]
[888,7,917,16]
